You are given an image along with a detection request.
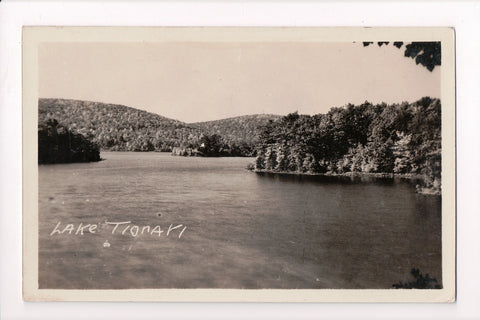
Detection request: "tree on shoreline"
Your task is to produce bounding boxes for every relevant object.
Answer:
[253,97,441,192]
[38,119,101,164]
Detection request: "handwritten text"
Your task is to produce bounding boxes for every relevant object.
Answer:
[49,220,187,239]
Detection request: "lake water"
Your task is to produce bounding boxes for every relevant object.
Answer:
[38,152,442,289]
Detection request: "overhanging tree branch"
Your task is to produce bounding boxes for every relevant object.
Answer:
[362,41,441,71]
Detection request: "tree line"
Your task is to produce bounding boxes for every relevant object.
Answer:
[38,118,101,164]
[38,97,442,190]
[253,97,441,191]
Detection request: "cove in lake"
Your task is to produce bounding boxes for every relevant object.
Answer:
[38,152,441,289]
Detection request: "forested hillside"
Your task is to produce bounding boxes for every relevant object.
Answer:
[253,97,441,192]
[39,98,198,152]
[39,98,278,156]
[191,114,281,140]
[188,115,281,156]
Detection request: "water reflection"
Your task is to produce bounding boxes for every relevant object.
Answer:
[254,171,424,187]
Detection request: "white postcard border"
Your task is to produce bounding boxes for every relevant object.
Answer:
[22,27,456,303]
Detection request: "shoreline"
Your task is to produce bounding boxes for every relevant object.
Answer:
[250,168,424,180]
[250,169,441,196]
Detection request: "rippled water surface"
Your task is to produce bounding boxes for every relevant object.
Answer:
[39,152,442,289]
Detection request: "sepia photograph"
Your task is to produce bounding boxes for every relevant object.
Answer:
[22,27,456,302]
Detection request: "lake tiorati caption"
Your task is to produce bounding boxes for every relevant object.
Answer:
[49,220,188,241]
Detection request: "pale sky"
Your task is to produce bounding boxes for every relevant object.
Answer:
[39,42,440,123]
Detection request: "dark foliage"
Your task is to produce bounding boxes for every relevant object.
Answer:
[392,268,442,289]
[393,41,404,49]
[38,119,101,164]
[362,41,441,71]
[253,97,441,192]
[404,42,441,71]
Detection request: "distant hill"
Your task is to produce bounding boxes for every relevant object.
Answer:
[188,114,282,156]
[38,98,279,156]
[191,114,281,142]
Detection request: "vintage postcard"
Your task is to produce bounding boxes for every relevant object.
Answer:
[23,27,456,302]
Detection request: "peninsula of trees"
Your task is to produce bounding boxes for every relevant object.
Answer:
[252,97,441,192]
